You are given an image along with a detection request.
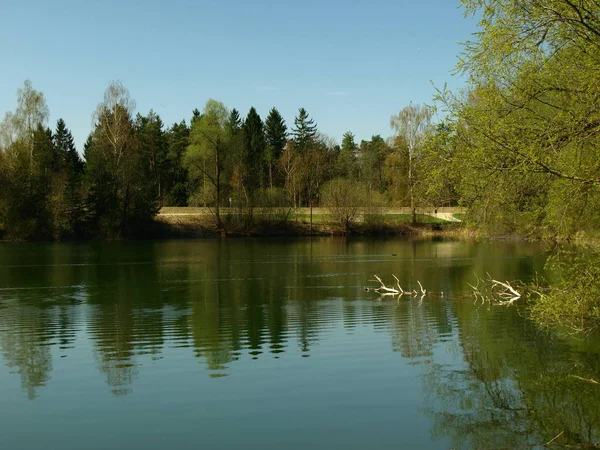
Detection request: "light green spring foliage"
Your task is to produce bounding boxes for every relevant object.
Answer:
[419,123,460,208]
[185,99,229,183]
[430,0,600,331]
[432,0,600,237]
[390,104,434,221]
[184,100,231,226]
[530,250,600,333]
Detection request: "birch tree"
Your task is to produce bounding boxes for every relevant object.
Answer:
[390,103,433,224]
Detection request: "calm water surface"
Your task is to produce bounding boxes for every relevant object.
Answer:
[0,237,599,449]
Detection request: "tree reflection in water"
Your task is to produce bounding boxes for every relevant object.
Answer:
[0,238,598,448]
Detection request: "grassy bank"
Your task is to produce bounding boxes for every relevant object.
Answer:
[153,210,464,239]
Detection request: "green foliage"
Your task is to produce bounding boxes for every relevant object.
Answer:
[51,119,85,238]
[135,110,167,204]
[184,99,230,229]
[389,104,434,224]
[420,123,460,207]
[2,130,54,240]
[265,108,287,189]
[242,107,266,197]
[359,135,392,194]
[337,131,359,180]
[530,250,600,333]
[84,82,158,238]
[429,0,600,239]
[292,107,317,153]
[164,121,190,206]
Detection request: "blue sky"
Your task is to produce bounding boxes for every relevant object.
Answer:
[0,0,477,150]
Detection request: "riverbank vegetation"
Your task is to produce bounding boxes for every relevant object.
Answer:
[430,0,600,333]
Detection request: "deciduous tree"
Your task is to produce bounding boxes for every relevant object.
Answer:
[390,104,433,224]
[184,99,230,230]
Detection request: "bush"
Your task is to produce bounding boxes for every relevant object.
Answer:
[321,178,368,232]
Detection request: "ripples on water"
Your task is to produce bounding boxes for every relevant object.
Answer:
[0,238,599,450]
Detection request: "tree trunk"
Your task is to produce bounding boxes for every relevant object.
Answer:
[215,153,223,233]
[309,181,313,233]
[310,199,313,233]
[409,149,416,225]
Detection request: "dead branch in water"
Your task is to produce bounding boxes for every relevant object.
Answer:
[469,273,522,306]
[365,275,428,300]
[368,274,403,295]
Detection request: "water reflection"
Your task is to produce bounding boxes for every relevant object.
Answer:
[0,238,599,448]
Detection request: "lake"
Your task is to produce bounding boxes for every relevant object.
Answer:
[0,237,599,449]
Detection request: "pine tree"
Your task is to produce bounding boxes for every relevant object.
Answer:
[243,107,266,199]
[54,118,83,174]
[338,131,358,179]
[265,108,287,189]
[52,118,85,238]
[192,108,201,123]
[135,110,167,203]
[164,120,190,206]
[292,108,317,153]
[228,109,242,134]
[226,109,245,212]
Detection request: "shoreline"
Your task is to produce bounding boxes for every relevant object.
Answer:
[151,214,468,240]
[0,217,468,243]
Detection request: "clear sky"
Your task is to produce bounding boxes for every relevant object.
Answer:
[0,0,477,150]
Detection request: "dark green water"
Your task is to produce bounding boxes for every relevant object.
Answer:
[0,237,599,450]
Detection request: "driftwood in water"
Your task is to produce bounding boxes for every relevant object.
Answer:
[365,274,404,295]
[365,275,428,300]
[468,273,522,306]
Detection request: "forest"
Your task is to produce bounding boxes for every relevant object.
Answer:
[0,78,448,240]
[2,0,600,243]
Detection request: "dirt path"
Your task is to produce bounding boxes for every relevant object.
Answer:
[158,207,463,222]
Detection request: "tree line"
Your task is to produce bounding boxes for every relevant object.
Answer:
[0,79,451,240]
[5,0,598,242]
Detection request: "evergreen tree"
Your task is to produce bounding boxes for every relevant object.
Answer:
[192,108,201,123]
[31,125,55,181]
[227,108,242,134]
[359,135,392,194]
[226,109,245,211]
[292,108,317,153]
[338,131,358,179]
[52,119,85,238]
[265,107,287,189]
[164,120,190,206]
[242,107,266,199]
[54,118,83,174]
[135,110,168,203]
